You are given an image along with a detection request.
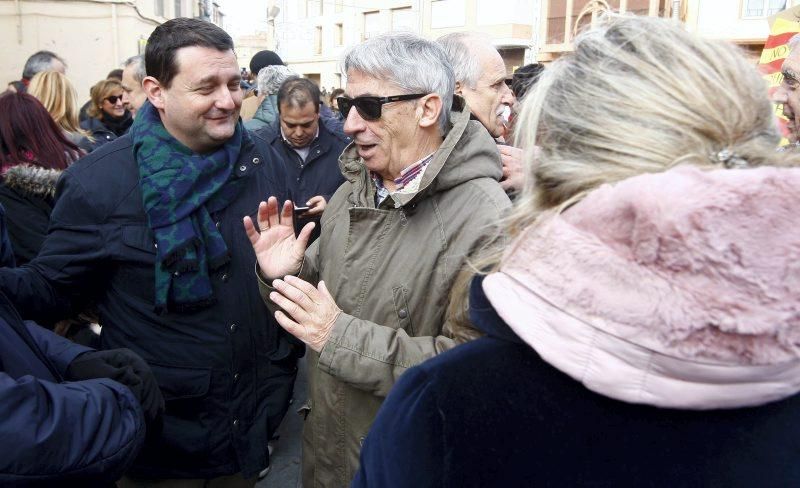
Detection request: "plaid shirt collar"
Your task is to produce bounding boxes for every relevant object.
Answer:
[371,152,435,205]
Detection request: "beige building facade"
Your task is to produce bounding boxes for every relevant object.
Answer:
[268,0,538,91]
[538,0,800,62]
[0,0,224,99]
[266,0,797,90]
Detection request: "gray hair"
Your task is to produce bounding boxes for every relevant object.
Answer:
[343,32,454,134]
[22,50,65,80]
[437,32,492,89]
[257,65,297,96]
[123,55,146,83]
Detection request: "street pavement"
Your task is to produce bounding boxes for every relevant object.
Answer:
[257,356,307,488]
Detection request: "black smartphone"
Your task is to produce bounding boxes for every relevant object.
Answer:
[293,206,310,215]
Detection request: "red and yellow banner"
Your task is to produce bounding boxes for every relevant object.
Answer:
[760,11,800,144]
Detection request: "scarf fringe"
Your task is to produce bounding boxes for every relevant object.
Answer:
[208,251,232,271]
[161,237,201,269]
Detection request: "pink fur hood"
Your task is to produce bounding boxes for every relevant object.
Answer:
[483,164,800,409]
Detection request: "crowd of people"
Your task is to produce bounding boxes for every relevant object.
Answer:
[0,11,798,488]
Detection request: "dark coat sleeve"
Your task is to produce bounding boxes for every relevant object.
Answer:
[0,169,108,323]
[0,204,15,268]
[0,323,145,485]
[22,320,91,375]
[353,366,444,488]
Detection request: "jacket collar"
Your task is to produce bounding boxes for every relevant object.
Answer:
[468,274,525,345]
[2,164,61,202]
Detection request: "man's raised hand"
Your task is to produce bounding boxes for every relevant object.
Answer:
[243,197,315,280]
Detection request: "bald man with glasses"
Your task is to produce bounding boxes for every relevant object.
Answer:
[243,32,510,487]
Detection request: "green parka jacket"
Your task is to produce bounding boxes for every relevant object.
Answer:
[259,101,511,487]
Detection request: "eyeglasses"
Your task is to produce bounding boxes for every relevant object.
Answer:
[105,95,123,104]
[336,93,427,121]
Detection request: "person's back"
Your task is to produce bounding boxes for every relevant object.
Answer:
[0,93,81,265]
[357,264,800,487]
[356,15,800,487]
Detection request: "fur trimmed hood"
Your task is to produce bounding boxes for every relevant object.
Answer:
[2,164,61,202]
[484,164,800,409]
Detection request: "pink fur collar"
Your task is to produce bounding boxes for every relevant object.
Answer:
[484,165,800,409]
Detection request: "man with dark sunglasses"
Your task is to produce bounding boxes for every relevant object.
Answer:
[244,32,510,487]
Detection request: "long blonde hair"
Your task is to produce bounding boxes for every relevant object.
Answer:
[28,71,84,135]
[447,14,800,338]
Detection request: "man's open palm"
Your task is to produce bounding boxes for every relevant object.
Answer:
[243,197,314,280]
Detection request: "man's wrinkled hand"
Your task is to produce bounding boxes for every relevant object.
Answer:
[244,196,314,280]
[269,276,341,353]
[499,145,525,192]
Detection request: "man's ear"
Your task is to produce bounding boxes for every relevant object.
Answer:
[454,80,464,96]
[417,94,443,130]
[142,76,165,110]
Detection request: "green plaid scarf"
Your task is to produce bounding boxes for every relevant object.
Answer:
[130,101,248,313]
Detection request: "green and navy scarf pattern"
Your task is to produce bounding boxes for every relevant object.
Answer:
[130,101,248,313]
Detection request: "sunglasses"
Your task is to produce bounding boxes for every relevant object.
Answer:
[337,93,427,121]
[105,95,124,104]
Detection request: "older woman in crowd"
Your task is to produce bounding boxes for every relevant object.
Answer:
[80,78,132,151]
[27,70,92,153]
[354,15,800,487]
[244,64,297,131]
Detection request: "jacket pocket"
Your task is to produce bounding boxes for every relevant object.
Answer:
[391,285,414,334]
[148,363,212,456]
[150,363,211,401]
[121,225,157,255]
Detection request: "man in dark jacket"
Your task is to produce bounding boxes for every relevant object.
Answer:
[256,77,350,243]
[0,18,295,486]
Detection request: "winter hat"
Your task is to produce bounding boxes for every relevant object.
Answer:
[249,50,284,75]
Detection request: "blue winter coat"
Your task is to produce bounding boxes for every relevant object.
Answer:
[354,275,800,488]
[0,132,298,479]
[0,291,144,485]
[256,117,349,242]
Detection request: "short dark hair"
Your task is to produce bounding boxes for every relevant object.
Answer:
[22,51,65,80]
[145,18,234,88]
[277,78,320,113]
[107,69,123,80]
[511,63,545,101]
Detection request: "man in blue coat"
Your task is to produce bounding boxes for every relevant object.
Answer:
[0,289,162,485]
[0,18,296,485]
[256,77,350,243]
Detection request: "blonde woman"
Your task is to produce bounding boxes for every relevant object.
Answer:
[354,15,800,487]
[27,71,91,152]
[79,79,132,151]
